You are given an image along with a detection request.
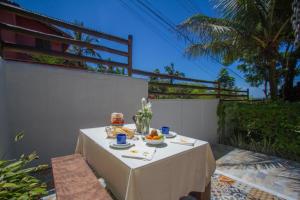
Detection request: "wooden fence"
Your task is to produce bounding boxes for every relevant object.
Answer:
[0,1,132,74]
[0,1,249,100]
[133,69,249,99]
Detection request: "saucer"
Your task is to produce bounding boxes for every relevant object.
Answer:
[109,141,134,149]
[164,131,177,138]
[145,137,165,145]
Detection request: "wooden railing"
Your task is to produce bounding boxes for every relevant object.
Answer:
[0,1,249,100]
[133,69,249,100]
[0,1,133,75]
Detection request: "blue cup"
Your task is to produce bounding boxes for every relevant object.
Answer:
[161,126,170,135]
[116,133,126,144]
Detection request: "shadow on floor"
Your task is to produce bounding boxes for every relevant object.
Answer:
[211,143,236,160]
[212,144,300,200]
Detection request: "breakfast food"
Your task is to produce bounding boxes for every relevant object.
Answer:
[111,113,124,125]
[150,129,158,137]
[146,129,164,140]
[106,126,135,139]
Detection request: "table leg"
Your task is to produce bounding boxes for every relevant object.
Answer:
[187,182,211,200]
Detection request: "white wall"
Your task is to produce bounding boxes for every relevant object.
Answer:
[1,59,219,164]
[2,59,148,163]
[0,60,11,158]
[151,99,219,144]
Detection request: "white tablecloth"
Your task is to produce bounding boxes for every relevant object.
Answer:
[75,124,215,200]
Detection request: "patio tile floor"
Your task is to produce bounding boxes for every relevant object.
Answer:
[212,144,300,200]
[210,172,284,200]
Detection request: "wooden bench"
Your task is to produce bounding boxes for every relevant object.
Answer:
[51,154,113,200]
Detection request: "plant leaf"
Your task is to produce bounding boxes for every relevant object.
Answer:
[14,132,24,142]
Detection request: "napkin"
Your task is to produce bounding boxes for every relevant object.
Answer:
[121,147,156,161]
[170,136,196,146]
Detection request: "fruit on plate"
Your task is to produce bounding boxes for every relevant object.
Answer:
[145,129,164,145]
[150,129,158,137]
[146,129,164,140]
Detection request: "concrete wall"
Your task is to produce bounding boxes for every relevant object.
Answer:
[1,59,219,164]
[151,99,219,144]
[0,60,11,158]
[2,59,147,163]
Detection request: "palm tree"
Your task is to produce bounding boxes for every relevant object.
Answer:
[150,68,161,82]
[217,68,235,89]
[164,63,185,84]
[68,21,101,68]
[178,0,295,100]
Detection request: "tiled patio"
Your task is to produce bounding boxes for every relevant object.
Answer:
[212,144,300,200]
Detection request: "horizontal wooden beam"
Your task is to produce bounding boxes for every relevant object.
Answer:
[2,42,129,68]
[219,87,248,93]
[220,94,248,97]
[220,99,249,102]
[149,82,248,93]
[0,2,128,44]
[149,91,248,98]
[149,82,217,90]
[149,91,218,97]
[133,69,217,84]
[0,22,128,57]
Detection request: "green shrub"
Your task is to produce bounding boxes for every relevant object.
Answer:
[0,133,48,199]
[31,55,65,65]
[218,101,300,161]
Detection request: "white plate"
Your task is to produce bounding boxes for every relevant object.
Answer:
[145,137,165,145]
[164,131,177,138]
[109,141,134,149]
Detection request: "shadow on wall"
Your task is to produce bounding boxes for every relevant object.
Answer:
[0,59,11,159]
[151,99,219,144]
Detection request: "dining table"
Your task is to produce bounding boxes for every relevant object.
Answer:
[75,124,216,200]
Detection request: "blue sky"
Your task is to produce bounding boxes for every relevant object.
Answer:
[15,0,266,97]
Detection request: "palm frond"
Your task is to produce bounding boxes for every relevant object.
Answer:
[213,0,273,31]
[178,14,234,42]
[214,0,268,20]
[185,40,236,61]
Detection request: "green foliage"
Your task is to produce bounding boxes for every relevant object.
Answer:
[67,21,101,68]
[217,68,235,89]
[149,63,184,82]
[149,80,215,99]
[31,55,65,65]
[95,58,126,75]
[14,132,24,142]
[179,0,297,100]
[0,133,48,199]
[68,21,100,58]
[148,63,215,99]
[217,101,300,161]
[164,63,185,84]
[150,68,161,82]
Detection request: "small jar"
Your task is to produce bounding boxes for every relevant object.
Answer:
[111,112,124,125]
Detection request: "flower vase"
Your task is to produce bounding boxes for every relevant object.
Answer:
[141,117,151,135]
[133,114,143,134]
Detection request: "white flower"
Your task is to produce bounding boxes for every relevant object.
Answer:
[138,98,152,120]
[141,97,147,109]
[145,102,152,111]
